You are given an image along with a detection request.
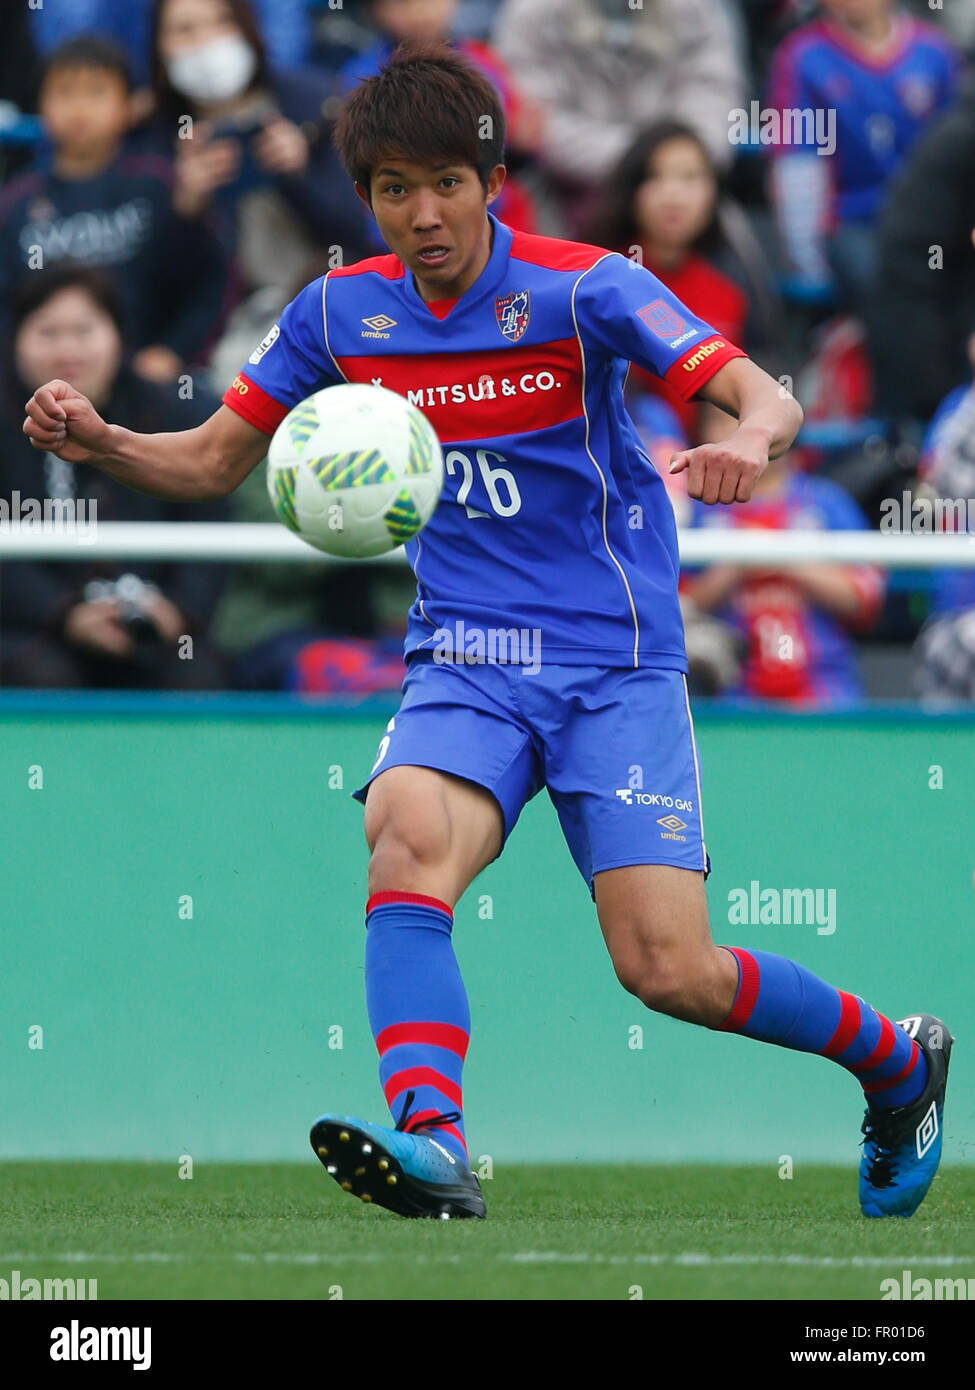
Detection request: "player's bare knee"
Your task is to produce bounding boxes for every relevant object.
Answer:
[363,776,454,893]
[615,961,688,1016]
[611,940,715,1019]
[367,816,452,891]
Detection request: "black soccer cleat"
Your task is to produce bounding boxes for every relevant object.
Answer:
[859,1013,953,1218]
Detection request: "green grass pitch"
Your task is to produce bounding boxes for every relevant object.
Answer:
[2,1161,972,1300]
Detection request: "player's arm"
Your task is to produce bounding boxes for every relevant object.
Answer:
[669,357,804,506]
[23,378,268,501]
[576,255,803,506]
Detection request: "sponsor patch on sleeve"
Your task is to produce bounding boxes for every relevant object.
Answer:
[248,323,280,366]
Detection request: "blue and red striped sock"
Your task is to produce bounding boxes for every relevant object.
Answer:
[716,946,928,1110]
[364,891,470,1162]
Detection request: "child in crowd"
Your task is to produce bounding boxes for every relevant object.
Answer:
[0,36,230,382]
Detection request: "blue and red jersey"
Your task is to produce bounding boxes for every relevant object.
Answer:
[223,213,746,669]
[687,472,884,704]
[766,14,961,223]
[624,248,749,439]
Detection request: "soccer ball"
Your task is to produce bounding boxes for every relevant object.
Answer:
[266,383,444,557]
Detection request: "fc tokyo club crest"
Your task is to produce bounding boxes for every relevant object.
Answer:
[637,299,686,340]
[496,289,531,342]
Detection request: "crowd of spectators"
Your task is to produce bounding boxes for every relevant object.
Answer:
[1,0,973,705]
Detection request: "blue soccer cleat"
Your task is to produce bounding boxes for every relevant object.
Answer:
[310,1089,485,1220]
[859,1013,953,1218]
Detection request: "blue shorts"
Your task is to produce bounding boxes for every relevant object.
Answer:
[351,657,710,900]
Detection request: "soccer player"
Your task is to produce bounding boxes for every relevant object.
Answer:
[23,44,952,1223]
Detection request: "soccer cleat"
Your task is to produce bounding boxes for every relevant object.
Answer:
[859,1013,953,1218]
[310,1089,486,1220]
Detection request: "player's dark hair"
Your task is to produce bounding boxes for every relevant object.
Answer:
[41,35,133,93]
[8,263,126,338]
[148,0,269,129]
[333,41,506,199]
[585,120,724,255]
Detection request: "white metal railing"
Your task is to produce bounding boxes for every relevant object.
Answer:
[0,523,973,567]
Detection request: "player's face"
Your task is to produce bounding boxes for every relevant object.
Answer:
[364,157,505,301]
[15,288,122,408]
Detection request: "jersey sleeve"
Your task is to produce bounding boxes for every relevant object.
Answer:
[221,275,341,435]
[575,253,747,401]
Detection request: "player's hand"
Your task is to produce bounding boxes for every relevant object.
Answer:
[669,429,769,505]
[253,116,309,177]
[63,600,135,659]
[23,379,113,465]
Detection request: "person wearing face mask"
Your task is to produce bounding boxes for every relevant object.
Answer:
[146,0,370,297]
[25,0,313,87]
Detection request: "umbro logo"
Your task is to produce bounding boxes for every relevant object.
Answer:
[916,1100,939,1160]
[361,314,397,339]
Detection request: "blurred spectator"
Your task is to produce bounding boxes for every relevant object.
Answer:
[339,0,543,233]
[147,0,370,298]
[26,0,312,88]
[913,330,975,704]
[494,0,743,229]
[786,313,905,524]
[868,92,975,426]
[586,121,780,445]
[766,0,962,311]
[682,452,885,704]
[0,37,231,383]
[210,451,415,694]
[0,266,230,690]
